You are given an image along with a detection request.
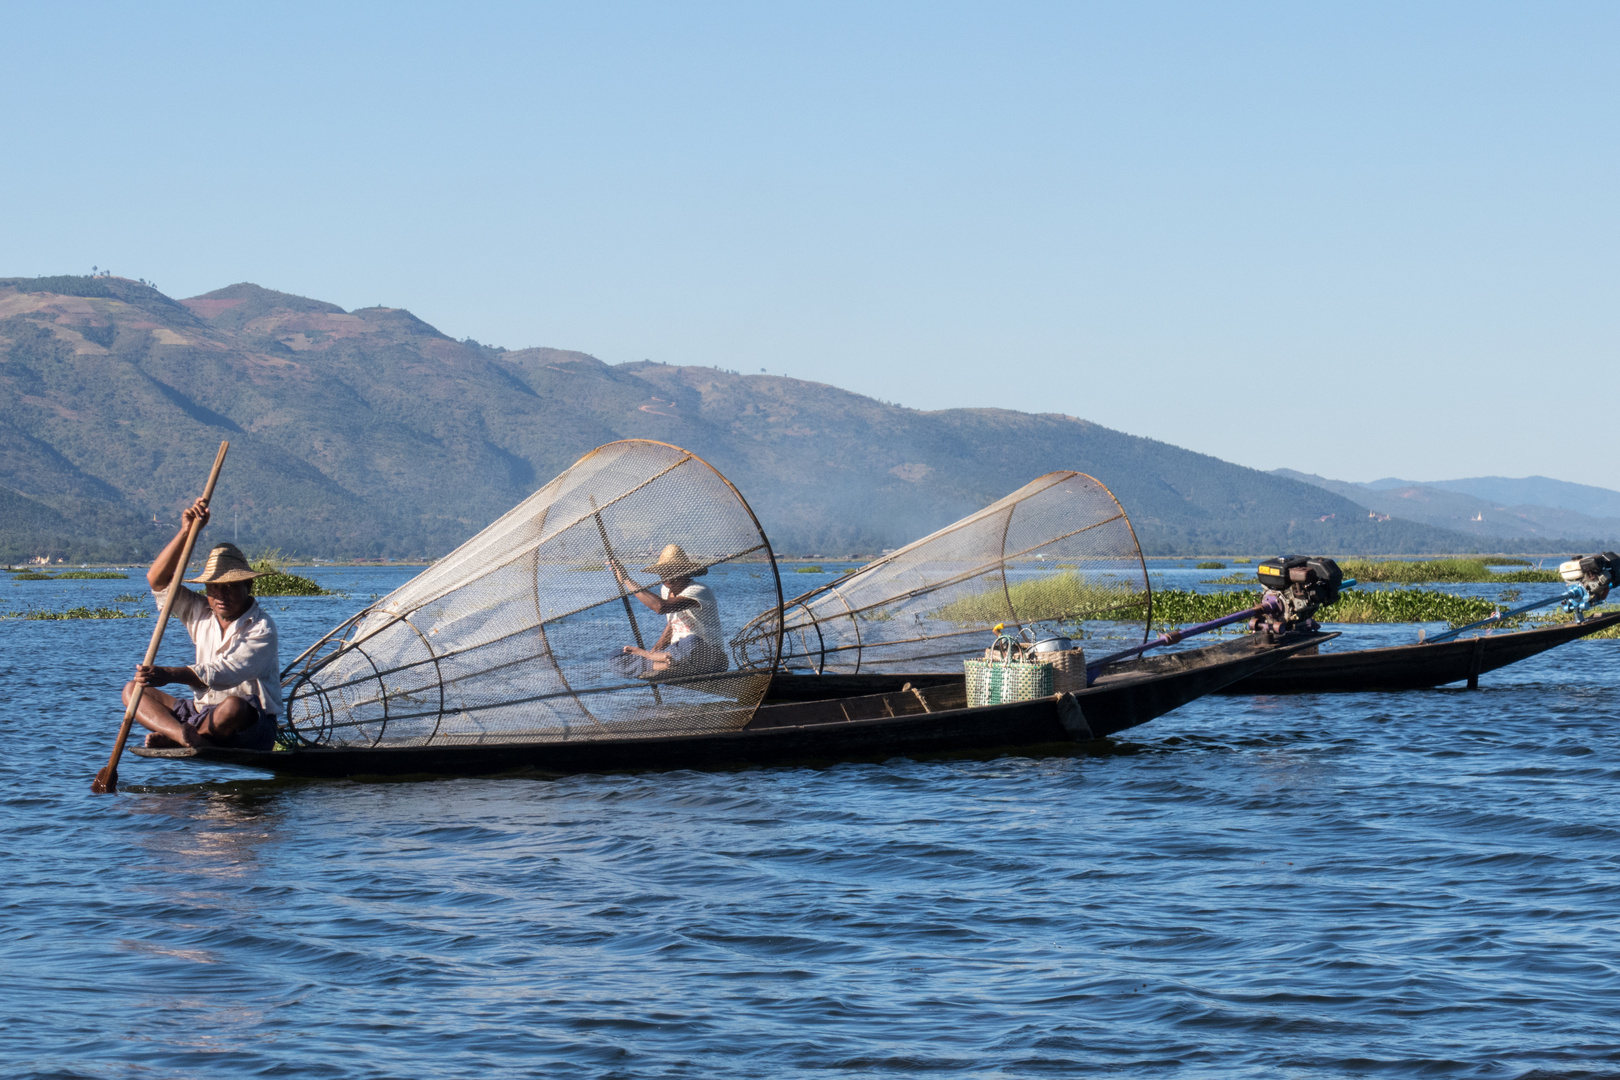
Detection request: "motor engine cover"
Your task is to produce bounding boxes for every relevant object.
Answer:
[1252,555,1345,633]
[1560,551,1620,605]
[1256,556,1345,605]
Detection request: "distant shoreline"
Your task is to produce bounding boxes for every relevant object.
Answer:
[5,552,1583,575]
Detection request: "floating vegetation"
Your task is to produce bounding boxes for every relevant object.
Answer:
[1323,589,1508,625]
[1195,561,1225,570]
[795,565,824,574]
[1123,589,1241,625]
[936,572,1149,625]
[255,572,330,597]
[9,568,131,581]
[1533,605,1620,639]
[569,562,608,572]
[1338,559,1557,584]
[251,557,331,597]
[1208,558,1558,585]
[5,606,149,620]
[1145,588,1507,629]
[112,593,142,603]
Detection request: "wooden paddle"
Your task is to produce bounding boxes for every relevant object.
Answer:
[590,494,662,705]
[92,441,230,794]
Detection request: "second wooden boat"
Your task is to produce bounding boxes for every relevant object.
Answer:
[1216,612,1620,694]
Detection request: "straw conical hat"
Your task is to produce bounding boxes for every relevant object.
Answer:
[187,543,267,584]
[642,543,707,578]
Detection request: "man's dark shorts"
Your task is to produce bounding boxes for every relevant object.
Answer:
[171,697,278,751]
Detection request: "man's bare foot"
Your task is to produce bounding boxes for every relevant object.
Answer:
[144,732,179,748]
[176,724,205,749]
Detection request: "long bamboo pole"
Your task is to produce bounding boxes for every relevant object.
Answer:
[590,495,662,705]
[92,441,230,794]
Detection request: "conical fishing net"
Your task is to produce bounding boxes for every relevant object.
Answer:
[734,472,1150,674]
[282,441,784,748]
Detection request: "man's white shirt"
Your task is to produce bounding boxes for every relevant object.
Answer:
[153,585,283,717]
[660,582,723,664]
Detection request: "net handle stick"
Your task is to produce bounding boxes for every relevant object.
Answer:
[1424,585,1583,644]
[92,441,230,794]
[1086,605,1263,680]
[590,495,662,705]
[1084,579,1360,681]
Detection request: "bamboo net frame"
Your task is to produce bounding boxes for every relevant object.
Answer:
[281,441,785,748]
[733,472,1150,675]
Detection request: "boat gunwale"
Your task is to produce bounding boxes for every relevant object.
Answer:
[130,632,1329,774]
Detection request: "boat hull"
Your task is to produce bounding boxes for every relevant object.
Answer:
[130,632,1327,779]
[1217,611,1620,695]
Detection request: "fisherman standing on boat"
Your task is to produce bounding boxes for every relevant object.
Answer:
[124,498,281,750]
[611,544,729,676]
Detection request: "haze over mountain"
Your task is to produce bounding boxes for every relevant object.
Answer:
[1275,470,1620,547]
[2,274,1609,563]
[1361,476,1620,521]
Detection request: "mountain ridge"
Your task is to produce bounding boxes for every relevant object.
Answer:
[1,275,1606,561]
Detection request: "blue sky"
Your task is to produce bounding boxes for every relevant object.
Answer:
[3,3,1615,487]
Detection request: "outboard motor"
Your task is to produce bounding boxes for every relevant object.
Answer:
[1251,556,1344,634]
[1559,551,1620,609]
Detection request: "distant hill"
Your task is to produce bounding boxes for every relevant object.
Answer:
[1275,470,1620,547]
[0,274,1580,561]
[1361,475,1620,520]
[1419,476,1620,521]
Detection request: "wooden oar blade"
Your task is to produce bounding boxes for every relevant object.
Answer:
[91,764,117,794]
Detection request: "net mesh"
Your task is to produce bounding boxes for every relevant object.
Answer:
[734,471,1150,674]
[283,440,784,748]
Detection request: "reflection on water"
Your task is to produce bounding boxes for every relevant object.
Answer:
[4,567,1620,1077]
[125,788,283,877]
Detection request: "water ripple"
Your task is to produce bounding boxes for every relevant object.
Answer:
[5,570,1620,1077]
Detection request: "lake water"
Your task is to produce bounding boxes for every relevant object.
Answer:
[4,565,1620,1078]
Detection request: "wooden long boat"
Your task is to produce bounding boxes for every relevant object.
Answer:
[129,632,1329,779]
[1216,611,1620,695]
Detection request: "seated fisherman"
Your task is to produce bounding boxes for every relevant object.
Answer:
[124,498,281,750]
[611,544,729,677]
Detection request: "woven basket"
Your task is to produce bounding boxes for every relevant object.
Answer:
[1036,647,1086,694]
[965,655,1054,707]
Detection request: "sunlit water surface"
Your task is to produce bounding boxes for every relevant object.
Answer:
[4,565,1620,1078]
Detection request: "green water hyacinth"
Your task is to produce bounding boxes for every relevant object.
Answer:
[1337,558,1558,584]
[254,571,330,596]
[250,557,331,596]
[1208,558,1558,586]
[5,606,149,620]
[934,572,1149,625]
[1530,604,1620,639]
[1147,588,1507,629]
